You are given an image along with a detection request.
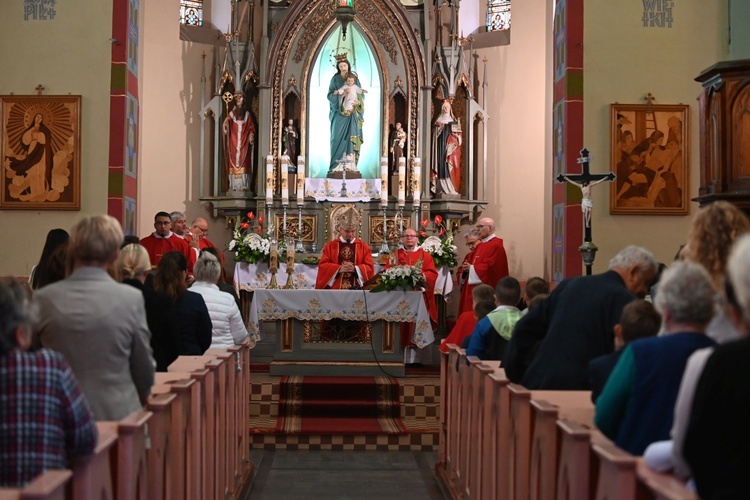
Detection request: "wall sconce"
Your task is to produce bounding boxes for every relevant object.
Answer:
[334,0,356,40]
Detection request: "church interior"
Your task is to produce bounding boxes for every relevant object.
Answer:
[3,0,750,498]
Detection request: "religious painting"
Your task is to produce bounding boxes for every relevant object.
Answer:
[609,103,689,216]
[1,95,81,210]
[369,216,412,244]
[274,214,316,242]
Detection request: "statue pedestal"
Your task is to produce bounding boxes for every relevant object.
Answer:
[435,192,461,200]
[390,174,399,197]
[327,170,362,179]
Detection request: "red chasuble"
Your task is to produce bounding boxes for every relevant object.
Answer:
[472,237,509,287]
[315,239,375,289]
[388,248,439,347]
[140,233,195,273]
[457,250,476,315]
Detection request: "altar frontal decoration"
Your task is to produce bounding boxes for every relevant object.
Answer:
[227,211,270,264]
[419,215,458,267]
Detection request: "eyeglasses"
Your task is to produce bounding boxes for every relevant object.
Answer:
[403,235,417,238]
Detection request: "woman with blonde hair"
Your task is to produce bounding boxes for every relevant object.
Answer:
[117,244,179,371]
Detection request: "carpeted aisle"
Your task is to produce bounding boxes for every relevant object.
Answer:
[275,376,408,434]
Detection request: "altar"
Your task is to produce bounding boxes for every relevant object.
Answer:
[248,289,434,377]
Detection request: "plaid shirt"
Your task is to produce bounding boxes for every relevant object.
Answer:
[0,348,97,487]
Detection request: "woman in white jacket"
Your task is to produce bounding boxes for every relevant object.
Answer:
[191,252,248,348]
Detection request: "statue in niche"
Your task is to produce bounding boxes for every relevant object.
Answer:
[222,91,255,192]
[431,99,462,196]
[327,56,365,174]
[389,122,406,175]
[282,118,298,167]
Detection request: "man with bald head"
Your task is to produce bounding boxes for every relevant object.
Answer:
[462,217,509,313]
[190,217,215,250]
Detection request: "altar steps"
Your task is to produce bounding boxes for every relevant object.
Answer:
[248,372,440,451]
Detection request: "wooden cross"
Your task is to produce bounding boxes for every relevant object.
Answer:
[557,148,615,274]
[35,84,45,95]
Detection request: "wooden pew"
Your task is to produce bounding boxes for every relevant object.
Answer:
[436,344,462,496]
[69,422,118,499]
[145,392,177,500]
[523,391,594,500]
[111,411,151,500]
[438,349,450,469]
[203,350,233,499]
[0,470,71,500]
[456,352,481,496]
[483,371,510,500]
[467,360,502,500]
[234,339,254,491]
[555,419,601,500]
[150,377,197,500]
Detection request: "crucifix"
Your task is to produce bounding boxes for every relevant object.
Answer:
[557,148,615,275]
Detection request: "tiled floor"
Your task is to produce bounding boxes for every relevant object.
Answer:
[245,449,447,499]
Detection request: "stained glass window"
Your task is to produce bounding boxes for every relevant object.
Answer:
[487,0,511,31]
[180,0,203,27]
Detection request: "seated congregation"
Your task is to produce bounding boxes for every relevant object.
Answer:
[439,200,750,498]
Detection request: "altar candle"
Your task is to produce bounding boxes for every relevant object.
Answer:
[270,240,278,269]
[287,245,295,268]
[297,156,306,205]
[412,157,421,205]
[380,157,388,206]
[397,158,406,207]
[280,156,289,206]
[265,155,274,205]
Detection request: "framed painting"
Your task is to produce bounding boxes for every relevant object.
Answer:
[609,103,689,215]
[1,95,81,210]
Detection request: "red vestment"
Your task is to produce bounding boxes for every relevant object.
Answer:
[457,250,476,315]
[389,248,438,348]
[140,233,195,274]
[315,238,375,289]
[464,236,509,307]
[440,311,478,353]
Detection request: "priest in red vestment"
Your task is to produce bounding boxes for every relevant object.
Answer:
[389,228,439,365]
[315,215,375,290]
[467,217,509,293]
[140,211,195,274]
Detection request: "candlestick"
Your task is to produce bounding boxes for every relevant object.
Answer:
[295,204,305,253]
[280,156,289,206]
[282,205,288,240]
[297,156,305,205]
[265,155,274,206]
[412,157,421,205]
[267,239,279,289]
[379,204,390,255]
[284,239,296,289]
[380,157,388,207]
[397,159,406,207]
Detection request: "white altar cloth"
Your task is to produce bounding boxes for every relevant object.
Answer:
[248,289,435,348]
[305,178,379,202]
[234,262,454,296]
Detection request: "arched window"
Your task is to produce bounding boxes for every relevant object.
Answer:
[487,0,511,32]
[180,0,203,27]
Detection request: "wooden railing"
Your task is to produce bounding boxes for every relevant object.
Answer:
[0,339,254,500]
[436,344,697,500]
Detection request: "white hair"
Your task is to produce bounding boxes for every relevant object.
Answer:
[654,261,715,327]
[608,245,658,276]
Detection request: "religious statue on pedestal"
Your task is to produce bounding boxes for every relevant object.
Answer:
[282,118,298,167]
[431,99,462,196]
[223,91,256,192]
[389,122,406,175]
[327,55,365,175]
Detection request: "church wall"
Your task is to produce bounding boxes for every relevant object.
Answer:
[585,0,729,273]
[0,0,114,276]
[465,0,553,282]
[138,1,221,243]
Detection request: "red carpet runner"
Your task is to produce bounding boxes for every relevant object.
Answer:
[275,376,408,434]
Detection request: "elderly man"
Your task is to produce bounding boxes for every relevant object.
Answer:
[34,215,155,421]
[316,212,375,289]
[504,245,658,390]
[464,217,509,313]
[191,217,215,250]
[141,211,194,272]
[392,228,439,365]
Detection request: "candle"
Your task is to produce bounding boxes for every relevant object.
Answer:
[265,155,274,205]
[412,157,421,205]
[297,156,306,205]
[287,245,295,268]
[270,240,278,270]
[280,156,289,206]
[380,157,388,206]
[397,158,406,207]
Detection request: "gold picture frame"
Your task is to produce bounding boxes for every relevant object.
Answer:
[609,103,689,215]
[1,95,82,210]
[369,215,412,244]
[274,214,317,242]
